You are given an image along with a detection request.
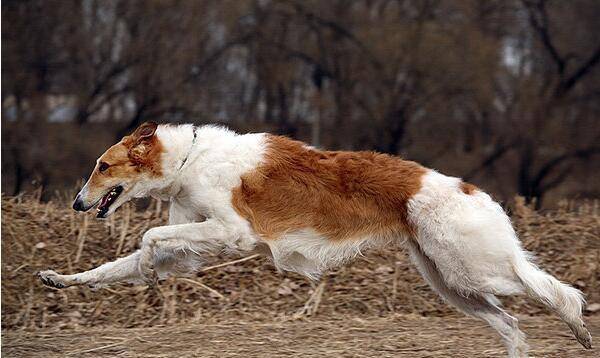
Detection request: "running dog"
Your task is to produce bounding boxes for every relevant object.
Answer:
[38,122,592,357]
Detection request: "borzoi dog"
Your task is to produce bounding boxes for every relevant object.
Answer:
[38,122,592,357]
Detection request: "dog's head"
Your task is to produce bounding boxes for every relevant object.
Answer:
[73,122,165,218]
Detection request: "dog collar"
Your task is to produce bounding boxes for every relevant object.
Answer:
[178,126,197,171]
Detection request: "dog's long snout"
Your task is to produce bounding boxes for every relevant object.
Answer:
[72,194,86,211]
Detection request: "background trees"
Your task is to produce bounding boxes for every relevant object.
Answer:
[2,0,599,206]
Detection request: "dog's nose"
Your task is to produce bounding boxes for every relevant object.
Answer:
[72,195,86,212]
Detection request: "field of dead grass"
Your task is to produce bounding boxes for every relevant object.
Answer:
[4,315,600,357]
[2,194,599,332]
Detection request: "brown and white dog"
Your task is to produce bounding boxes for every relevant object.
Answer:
[38,122,592,357]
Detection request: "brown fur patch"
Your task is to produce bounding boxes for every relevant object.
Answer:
[460,181,478,195]
[232,135,427,241]
[122,134,164,176]
[121,122,164,176]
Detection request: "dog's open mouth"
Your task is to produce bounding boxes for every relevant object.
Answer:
[97,185,123,218]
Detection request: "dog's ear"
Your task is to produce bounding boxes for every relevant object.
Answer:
[127,122,158,164]
[131,122,158,144]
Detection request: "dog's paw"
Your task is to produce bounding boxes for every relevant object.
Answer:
[139,265,159,287]
[138,249,159,287]
[37,270,68,289]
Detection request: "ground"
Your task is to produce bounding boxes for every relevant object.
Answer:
[3,197,599,357]
[3,315,598,357]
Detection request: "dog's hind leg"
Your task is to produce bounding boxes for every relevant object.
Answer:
[512,254,592,349]
[407,240,528,358]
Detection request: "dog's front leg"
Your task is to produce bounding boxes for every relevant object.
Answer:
[38,251,144,289]
[138,219,248,285]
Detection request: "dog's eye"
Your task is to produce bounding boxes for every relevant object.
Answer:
[98,162,110,172]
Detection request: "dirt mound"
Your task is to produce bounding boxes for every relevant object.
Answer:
[2,194,599,330]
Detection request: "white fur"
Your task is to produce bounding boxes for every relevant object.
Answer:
[266,229,392,280]
[407,170,525,296]
[406,170,590,356]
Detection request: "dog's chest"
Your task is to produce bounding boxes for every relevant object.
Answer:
[168,197,208,224]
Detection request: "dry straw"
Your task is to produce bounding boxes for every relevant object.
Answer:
[2,194,599,331]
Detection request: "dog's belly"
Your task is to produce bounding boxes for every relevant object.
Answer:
[261,228,393,280]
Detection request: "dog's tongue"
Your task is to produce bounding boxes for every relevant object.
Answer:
[99,193,109,208]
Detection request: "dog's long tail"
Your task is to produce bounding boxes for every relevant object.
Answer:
[513,254,592,349]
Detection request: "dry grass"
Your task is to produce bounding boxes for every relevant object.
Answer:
[2,194,599,331]
[4,316,600,357]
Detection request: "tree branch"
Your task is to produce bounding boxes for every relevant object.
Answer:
[533,146,600,190]
[522,0,565,75]
[286,0,384,71]
[555,45,600,97]
[465,140,515,180]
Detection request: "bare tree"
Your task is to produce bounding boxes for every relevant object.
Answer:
[2,0,599,205]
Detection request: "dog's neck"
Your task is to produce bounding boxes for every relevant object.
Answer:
[151,124,238,201]
[148,124,197,200]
